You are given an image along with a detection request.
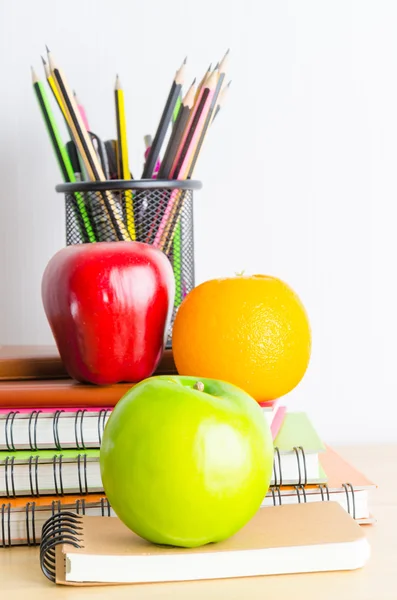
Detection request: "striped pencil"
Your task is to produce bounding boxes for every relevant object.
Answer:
[47,48,130,241]
[142,58,186,178]
[153,70,218,249]
[31,67,95,242]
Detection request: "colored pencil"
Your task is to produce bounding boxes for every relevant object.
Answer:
[142,57,186,178]
[41,56,68,124]
[212,79,231,122]
[31,67,95,242]
[144,82,196,245]
[47,48,130,242]
[73,90,90,131]
[158,80,196,179]
[187,50,229,177]
[114,75,136,239]
[153,70,218,249]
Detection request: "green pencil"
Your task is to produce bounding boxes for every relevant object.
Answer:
[31,67,96,243]
[172,90,183,308]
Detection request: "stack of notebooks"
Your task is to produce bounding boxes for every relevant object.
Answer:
[0,346,376,548]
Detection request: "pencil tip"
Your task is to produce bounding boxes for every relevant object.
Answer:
[225,48,230,55]
[45,44,50,53]
[191,78,196,86]
[183,56,187,64]
[227,80,232,87]
[208,63,212,71]
[73,90,76,96]
[41,55,46,65]
[214,62,219,70]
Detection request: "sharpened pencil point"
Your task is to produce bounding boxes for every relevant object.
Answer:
[208,63,212,71]
[227,80,232,87]
[183,56,187,64]
[191,78,196,86]
[214,62,219,70]
[41,55,46,66]
[45,45,50,53]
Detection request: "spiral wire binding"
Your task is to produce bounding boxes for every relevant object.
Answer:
[100,497,111,516]
[272,446,308,486]
[1,503,11,547]
[53,410,64,450]
[268,482,357,518]
[53,455,65,496]
[77,454,88,494]
[28,410,42,451]
[26,501,36,546]
[97,409,110,446]
[342,483,356,519]
[5,411,18,451]
[74,410,87,450]
[5,457,16,498]
[40,512,83,582]
[28,455,40,496]
[76,498,86,515]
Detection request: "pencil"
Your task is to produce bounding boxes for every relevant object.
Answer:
[187,50,229,177]
[154,70,218,249]
[144,81,196,245]
[31,67,95,242]
[115,75,136,239]
[212,79,231,122]
[157,80,196,179]
[41,56,68,123]
[47,48,130,241]
[142,57,186,178]
[73,90,90,131]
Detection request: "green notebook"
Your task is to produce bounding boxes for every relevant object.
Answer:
[271,412,326,486]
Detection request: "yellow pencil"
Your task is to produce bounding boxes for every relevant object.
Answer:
[47,48,130,242]
[115,75,136,240]
[41,55,68,124]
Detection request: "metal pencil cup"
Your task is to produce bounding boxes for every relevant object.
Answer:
[56,180,202,345]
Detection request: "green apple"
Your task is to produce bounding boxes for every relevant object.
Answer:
[100,375,274,548]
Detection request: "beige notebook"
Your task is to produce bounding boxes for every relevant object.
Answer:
[40,502,370,586]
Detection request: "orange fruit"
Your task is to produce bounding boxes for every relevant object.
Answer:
[172,275,311,402]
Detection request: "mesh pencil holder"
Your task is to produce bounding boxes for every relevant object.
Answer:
[55,180,202,345]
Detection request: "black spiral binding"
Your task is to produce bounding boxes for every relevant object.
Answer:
[77,454,88,494]
[76,498,86,515]
[100,497,111,516]
[53,455,64,496]
[53,410,64,450]
[28,455,40,496]
[269,482,357,518]
[26,501,36,546]
[97,409,110,445]
[4,457,16,498]
[28,410,42,451]
[5,411,19,451]
[342,482,356,519]
[74,410,87,450]
[40,512,84,582]
[1,503,11,547]
[272,446,308,486]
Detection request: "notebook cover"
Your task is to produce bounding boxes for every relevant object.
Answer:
[0,346,176,381]
[50,502,367,585]
[0,379,136,408]
[1,493,107,510]
[0,448,99,462]
[273,412,325,454]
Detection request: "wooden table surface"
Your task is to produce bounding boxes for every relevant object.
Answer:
[0,444,395,599]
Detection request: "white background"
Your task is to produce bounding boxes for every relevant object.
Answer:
[0,0,395,444]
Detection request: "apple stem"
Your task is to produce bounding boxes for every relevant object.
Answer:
[193,381,204,392]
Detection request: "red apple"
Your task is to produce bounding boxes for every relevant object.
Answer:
[41,241,175,385]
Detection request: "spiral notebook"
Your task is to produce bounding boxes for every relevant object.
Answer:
[0,494,112,547]
[40,502,370,585]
